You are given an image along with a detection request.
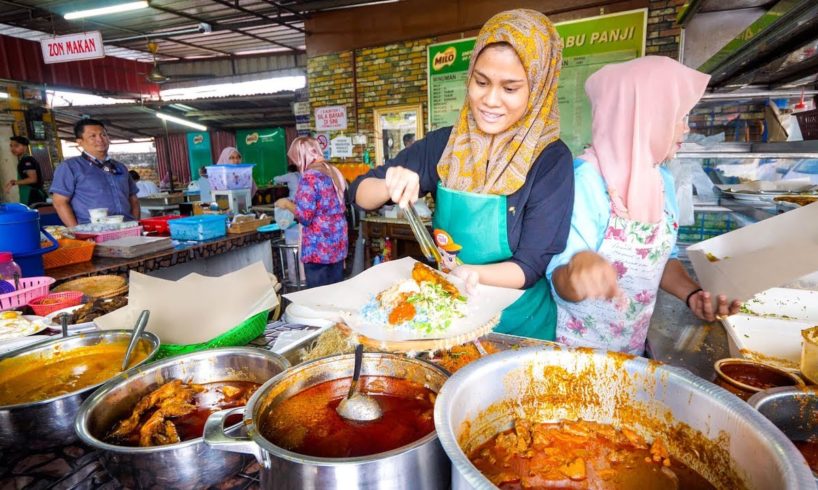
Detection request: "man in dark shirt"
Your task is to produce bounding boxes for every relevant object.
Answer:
[5,136,47,205]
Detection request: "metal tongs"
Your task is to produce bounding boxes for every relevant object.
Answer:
[404,202,442,268]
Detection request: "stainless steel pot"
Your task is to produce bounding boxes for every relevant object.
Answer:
[0,330,160,449]
[75,347,290,490]
[749,386,818,481]
[434,346,814,490]
[204,352,450,490]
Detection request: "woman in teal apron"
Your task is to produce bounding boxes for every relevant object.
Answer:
[350,9,573,341]
[545,57,741,354]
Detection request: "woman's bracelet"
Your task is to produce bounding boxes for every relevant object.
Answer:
[685,288,703,308]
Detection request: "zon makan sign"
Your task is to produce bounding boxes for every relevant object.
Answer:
[41,31,105,64]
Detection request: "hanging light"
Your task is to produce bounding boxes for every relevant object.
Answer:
[65,1,148,20]
[156,112,206,131]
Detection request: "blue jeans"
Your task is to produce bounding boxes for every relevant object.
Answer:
[304,261,344,288]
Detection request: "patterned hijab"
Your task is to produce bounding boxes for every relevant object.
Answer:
[287,136,347,207]
[437,9,562,195]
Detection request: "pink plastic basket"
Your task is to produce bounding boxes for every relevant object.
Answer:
[0,276,56,311]
[73,226,143,244]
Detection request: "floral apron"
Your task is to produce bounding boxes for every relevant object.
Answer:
[554,210,677,355]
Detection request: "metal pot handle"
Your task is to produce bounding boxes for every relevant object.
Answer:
[203,407,258,457]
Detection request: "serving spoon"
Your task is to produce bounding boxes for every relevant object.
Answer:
[336,344,383,422]
[122,310,150,371]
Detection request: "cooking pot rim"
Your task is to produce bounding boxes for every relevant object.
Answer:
[0,330,161,410]
[242,351,448,463]
[433,345,815,490]
[74,346,289,454]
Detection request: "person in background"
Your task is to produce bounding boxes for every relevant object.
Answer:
[217,146,257,197]
[197,166,213,203]
[51,119,140,226]
[5,136,47,206]
[546,56,741,355]
[351,9,573,341]
[129,170,160,197]
[273,164,300,198]
[275,137,348,288]
[402,133,415,149]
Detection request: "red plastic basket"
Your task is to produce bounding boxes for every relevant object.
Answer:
[28,291,84,316]
[140,215,183,236]
[73,226,143,243]
[0,276,56,311]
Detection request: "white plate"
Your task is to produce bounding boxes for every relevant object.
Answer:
[0,315,49,341]
[0,335,51,355]
[44,305,98,333]
[721,287,818,370]
[283,303,339,329]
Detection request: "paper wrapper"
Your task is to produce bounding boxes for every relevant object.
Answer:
[284,257,524,349]
[95,262,278,344]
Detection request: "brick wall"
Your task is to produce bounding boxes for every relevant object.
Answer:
[307,2,692,163]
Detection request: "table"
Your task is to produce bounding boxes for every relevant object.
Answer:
[48,230,277,283]
[360,216,432,268]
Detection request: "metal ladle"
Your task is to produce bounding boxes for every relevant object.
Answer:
[336,344,383,422]
[122,310,150,371]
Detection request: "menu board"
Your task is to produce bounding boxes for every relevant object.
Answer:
[427,9,647,155]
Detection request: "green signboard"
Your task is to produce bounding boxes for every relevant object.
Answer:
[235,128,287,185]
[186,131,212,179]
[427,9,647,155]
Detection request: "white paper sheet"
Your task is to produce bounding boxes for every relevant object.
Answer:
[95,262,279,344]
[283,257,524,342]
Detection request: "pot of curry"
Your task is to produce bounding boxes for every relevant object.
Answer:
[204,352,450,489]
[74,347,290,490]
[434,345,814,489]
[0,329,160,449]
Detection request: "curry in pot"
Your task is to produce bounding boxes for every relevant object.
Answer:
[260,376,435,458]
[470,418,715,489]
[105,379,259,447]
[0,341,150,406]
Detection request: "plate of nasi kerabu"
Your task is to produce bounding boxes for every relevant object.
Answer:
[283,257,525,350]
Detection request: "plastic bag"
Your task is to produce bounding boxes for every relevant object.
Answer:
[274,208,295,230]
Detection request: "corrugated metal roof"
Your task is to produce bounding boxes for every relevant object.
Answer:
[0,0,383,61]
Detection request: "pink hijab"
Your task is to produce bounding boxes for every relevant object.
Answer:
[286,137,347,207]
[579,56,710,223]
[216,147,240,164]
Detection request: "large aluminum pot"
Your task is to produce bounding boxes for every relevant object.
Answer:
[204,352,450,489]
[749,386,818,482]
[75,347,290,490]
[0,330,160,449]
[434,346,814,489]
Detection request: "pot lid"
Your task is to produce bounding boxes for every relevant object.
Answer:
[0,203,36,224]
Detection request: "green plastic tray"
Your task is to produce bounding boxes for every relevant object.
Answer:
[154,310,269,359]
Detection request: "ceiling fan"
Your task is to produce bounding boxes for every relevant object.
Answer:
[145,41,171,84]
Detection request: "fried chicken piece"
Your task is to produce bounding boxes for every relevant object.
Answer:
[412,262,460,297]
[109,380,203,442]
[140,415,181,447]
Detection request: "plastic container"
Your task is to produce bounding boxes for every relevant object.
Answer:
[206,164,255,191]
[0,252,22,284]
[0,276,55,311]
[89,208,108,223]
[27,291,84,316]
[169,215,227,241]
[140,215,183,236]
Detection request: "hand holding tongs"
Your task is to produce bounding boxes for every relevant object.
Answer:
[404,202,442,268]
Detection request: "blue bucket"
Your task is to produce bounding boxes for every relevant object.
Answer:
[0,203,58,277]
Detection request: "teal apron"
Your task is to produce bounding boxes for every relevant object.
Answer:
[433,184,556,340]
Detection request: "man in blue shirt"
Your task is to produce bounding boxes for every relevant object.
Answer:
[51,119,140,226]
